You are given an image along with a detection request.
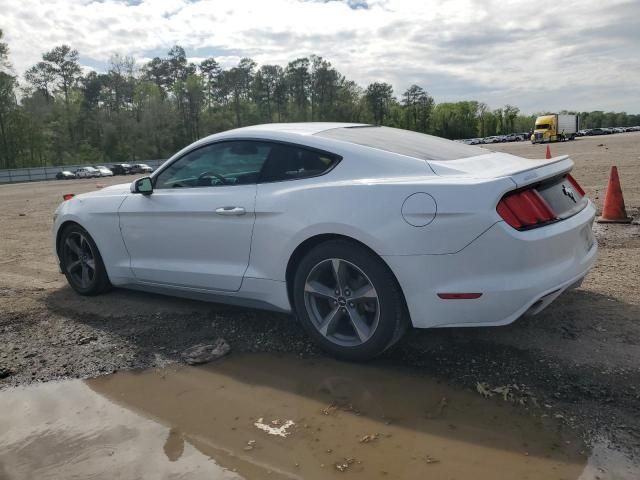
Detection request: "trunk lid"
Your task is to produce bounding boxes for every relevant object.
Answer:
[427,151,574,187]
[533,173,588,221]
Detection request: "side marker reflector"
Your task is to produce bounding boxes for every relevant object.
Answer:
[437,293,483,300]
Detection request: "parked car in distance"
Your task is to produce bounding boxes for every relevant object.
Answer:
[74,167,100,178]
[577,129,591,136]
[53,123,598,360]
[56,170,76,180]
[94,166,114,177]
[483,136,501,144]
[111,163,133,175]
[130,163,154,174]
[590,128,607,136]
[504,134,523,142]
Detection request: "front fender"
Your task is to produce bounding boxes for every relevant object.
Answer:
[52,194,133,285]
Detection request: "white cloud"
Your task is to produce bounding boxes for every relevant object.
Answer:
[1,0,638,112]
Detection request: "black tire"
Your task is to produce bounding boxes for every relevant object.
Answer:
[293,239,408,361]
[59,224,111,296]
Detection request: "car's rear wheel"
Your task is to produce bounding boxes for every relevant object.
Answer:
[293,239,408,360]
[59,224,111,295]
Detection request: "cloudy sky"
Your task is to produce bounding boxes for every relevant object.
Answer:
[1,0,638,113]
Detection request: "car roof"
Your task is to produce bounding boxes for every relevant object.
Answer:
[178,123,487,164]
[182,123,372,157]
[226,122,369,136]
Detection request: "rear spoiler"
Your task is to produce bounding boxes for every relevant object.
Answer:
[509,155,573,188]
[427,152,573,188]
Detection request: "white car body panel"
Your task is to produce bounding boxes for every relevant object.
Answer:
[384,201,596,328]
[118,184,257,292]
[53,184,132,284]
[52,123,598,327]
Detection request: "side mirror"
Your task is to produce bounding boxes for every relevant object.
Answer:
[131,176,153,195]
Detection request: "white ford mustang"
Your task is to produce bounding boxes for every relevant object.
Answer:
[52,123,597,359]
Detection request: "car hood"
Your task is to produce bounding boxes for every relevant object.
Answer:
[76,183,131,199]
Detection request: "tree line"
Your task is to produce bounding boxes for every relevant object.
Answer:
[1,30,639,169]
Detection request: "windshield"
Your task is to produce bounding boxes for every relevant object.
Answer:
[535,124,551,130]
[315,126,487,161]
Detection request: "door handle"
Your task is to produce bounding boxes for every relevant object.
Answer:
[215,206,246,216]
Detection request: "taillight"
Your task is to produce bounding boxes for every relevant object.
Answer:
[497,188,556,229]
[63,193,75,201]
[566,174,585,196]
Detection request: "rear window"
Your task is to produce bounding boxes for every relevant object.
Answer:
[315,126,488,161]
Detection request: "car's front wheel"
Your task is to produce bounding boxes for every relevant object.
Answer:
[59,224,111,295]
[293,239,408,361]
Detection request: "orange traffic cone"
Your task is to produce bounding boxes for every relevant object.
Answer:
[545,145,551,159]
[597,166,631,223]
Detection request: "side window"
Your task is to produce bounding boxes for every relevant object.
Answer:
[259,144,340,183]
[155,141,272,189]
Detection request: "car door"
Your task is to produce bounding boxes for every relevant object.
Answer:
[118,140,273,292]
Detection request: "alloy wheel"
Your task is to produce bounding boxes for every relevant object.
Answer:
[62,232,96,289]
[303,258,380,347]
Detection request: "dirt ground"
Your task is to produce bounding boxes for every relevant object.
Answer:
[1,132,640,476]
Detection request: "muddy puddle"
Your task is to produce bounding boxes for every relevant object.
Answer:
[0,353,636,479]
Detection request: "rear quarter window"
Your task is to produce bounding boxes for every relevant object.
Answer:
[315,126,488,161]
[259,143,340,183]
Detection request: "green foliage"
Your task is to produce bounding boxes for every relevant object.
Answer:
[0,28,20,168]
[0,31,8,64]
[401,85,434,133]
[0,37,639,169]
[41,45,82,106]
[365,82,394,124]
[431,101,479,139]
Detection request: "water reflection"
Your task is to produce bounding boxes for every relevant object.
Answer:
[0,353,635,479]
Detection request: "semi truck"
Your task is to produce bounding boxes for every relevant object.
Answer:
[530,114,579,143]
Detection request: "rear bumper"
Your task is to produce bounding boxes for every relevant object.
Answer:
[383,201,598,328]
